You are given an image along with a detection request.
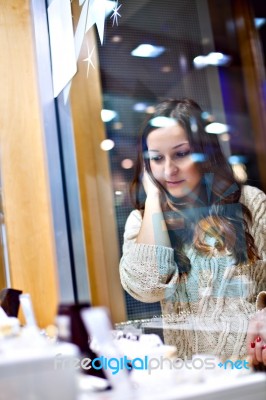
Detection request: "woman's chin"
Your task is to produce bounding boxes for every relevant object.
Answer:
[167,185,191,199]
[165,184,201,203]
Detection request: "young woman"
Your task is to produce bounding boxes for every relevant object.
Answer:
[119,99,266,362]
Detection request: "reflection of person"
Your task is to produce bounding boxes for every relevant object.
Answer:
[247,292,266,366]
[119,99,266,361]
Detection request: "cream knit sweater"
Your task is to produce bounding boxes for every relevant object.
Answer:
[119,185,266,360]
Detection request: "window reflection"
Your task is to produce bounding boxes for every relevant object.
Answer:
[98,0,265,324]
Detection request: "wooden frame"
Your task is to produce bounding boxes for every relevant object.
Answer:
[233,0,266,192]
[0,0,59,327]
[69,3,126,323]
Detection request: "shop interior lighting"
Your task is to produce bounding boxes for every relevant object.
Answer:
[193,52,231,68]
[205,122,228,134]
[228,155,247,165]
[161,65,172,73]
[121,159,134,169]
[111,35,122,43]
[131,44,165,58]
[220,133,230,142]
[101,109,117,122]
[146,106,156,114]
[149,116,176,128]
[255,18,266,29]
[100,139,115,151]
[191,153,206,162]
[133,102,148,112]
[105,1,117,17]
[112,122,123,130]
[201,111,215,121]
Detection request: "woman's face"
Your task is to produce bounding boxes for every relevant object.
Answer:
[146,124,202,198]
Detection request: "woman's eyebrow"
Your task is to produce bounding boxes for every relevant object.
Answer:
[172,142,189,149]
[148,142,189,152]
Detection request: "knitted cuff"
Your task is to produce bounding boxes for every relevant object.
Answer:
[131,243,175,274]
[256,291,266,311]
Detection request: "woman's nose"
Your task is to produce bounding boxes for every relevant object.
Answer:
[164,158,178,177]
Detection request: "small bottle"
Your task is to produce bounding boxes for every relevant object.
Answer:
[56,303,109,382]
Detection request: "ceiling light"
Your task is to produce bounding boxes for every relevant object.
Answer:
[220,133,230,142]
[112,122,123,130]
[179,55,187,72]
[205,122,228,134]
[255,18,266,29]
[201,111,212,120]
[111,35,122,43]
[193,52,231,69]
[149,116,176,128]
[101,109,117,122]
[207,52,231,65]
[146,106,156,114]
[228,155,247,165]
[121,159,134,169]
[202,37,211,45]
[100,139,115,151]
[79,0,115,17]
[131,44,165,58]
[105,1,117,17]
[193,56,206,69]
[191,153,206,162]
[161,65,172,73]
[133,103,148,112]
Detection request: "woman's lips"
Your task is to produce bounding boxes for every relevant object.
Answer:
[166,180,185,186]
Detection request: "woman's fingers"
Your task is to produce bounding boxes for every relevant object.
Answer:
[255,336,263,363]
[247,309,266,366]
[142,170,160,196]
[247,318,260,356]
[261,344,266,365]
[249,340,258,365]
[259,309,266,342]
[253,338,266,365]
[247,315,264,365]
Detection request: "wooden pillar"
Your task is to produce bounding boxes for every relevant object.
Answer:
[233,0,266,192]
[0,0,58,327]
[70,3,126,323]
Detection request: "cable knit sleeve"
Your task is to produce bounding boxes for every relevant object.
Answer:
[241,185,266,259]
[241,185,266,310]
[119,210,180,303]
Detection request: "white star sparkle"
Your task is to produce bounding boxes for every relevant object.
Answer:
[83,43,95,77]
[110,1,122,26]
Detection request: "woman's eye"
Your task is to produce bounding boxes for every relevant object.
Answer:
[175,150,190,158]
[150,155,163,162]
[149,150,190,162]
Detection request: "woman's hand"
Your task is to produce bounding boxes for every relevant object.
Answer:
[247,308,266,366]
[142,169,160,198]
[136,168,171,247]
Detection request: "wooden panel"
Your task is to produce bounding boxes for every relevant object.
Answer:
[70,3,126,323]
[233,0,266,192]
[0,0,58,327]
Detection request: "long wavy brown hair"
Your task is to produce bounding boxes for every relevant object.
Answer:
[130,99,259,275]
